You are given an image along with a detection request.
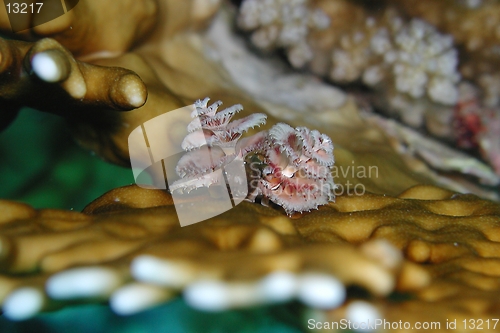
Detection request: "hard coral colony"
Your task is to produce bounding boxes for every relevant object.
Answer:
[170,98,336,215]
[237,0,500,183]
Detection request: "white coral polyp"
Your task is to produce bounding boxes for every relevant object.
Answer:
[336,16,461,107]
[288,42,313,68]
[331,49,368,82]
[427,77,459,105]
[394,64,428,99]
[391,19,460,104]
[238,0,330,68]
[362,65,385,86]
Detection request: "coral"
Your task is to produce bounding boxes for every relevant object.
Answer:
[0,37,148,110]
[0,184,500,330]
[478,111,500,176]
[237,0,330,68]
[238,2,461,109]
[236,0,500,179]
[325,9,461,129]
[388,0,500,58]
[0,185,413,319]
[170,97,336,215]
[369,18,460,106]
[0,0,222,165]
[386,1,500,118]
[302,184,500,330]
[206,8,348,115]
[0,0,223,57]
[478,73,500,108]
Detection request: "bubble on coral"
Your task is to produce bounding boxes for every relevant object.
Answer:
[257,271,298,302]
[31,51,70,83]
[110,283,174,316]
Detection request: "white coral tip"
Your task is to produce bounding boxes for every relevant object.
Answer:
[297,273,346,309]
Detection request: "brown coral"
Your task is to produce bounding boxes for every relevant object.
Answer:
[0,185,409,319]
[0,0,222,165]
[0,184,499,330]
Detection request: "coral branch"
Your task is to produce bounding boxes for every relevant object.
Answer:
[0,37,147,110]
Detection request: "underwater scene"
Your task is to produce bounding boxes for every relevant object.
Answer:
[0,0,500,332]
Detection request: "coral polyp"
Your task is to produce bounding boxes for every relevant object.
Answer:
[170,98,336,215]
[238,0,330,68]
